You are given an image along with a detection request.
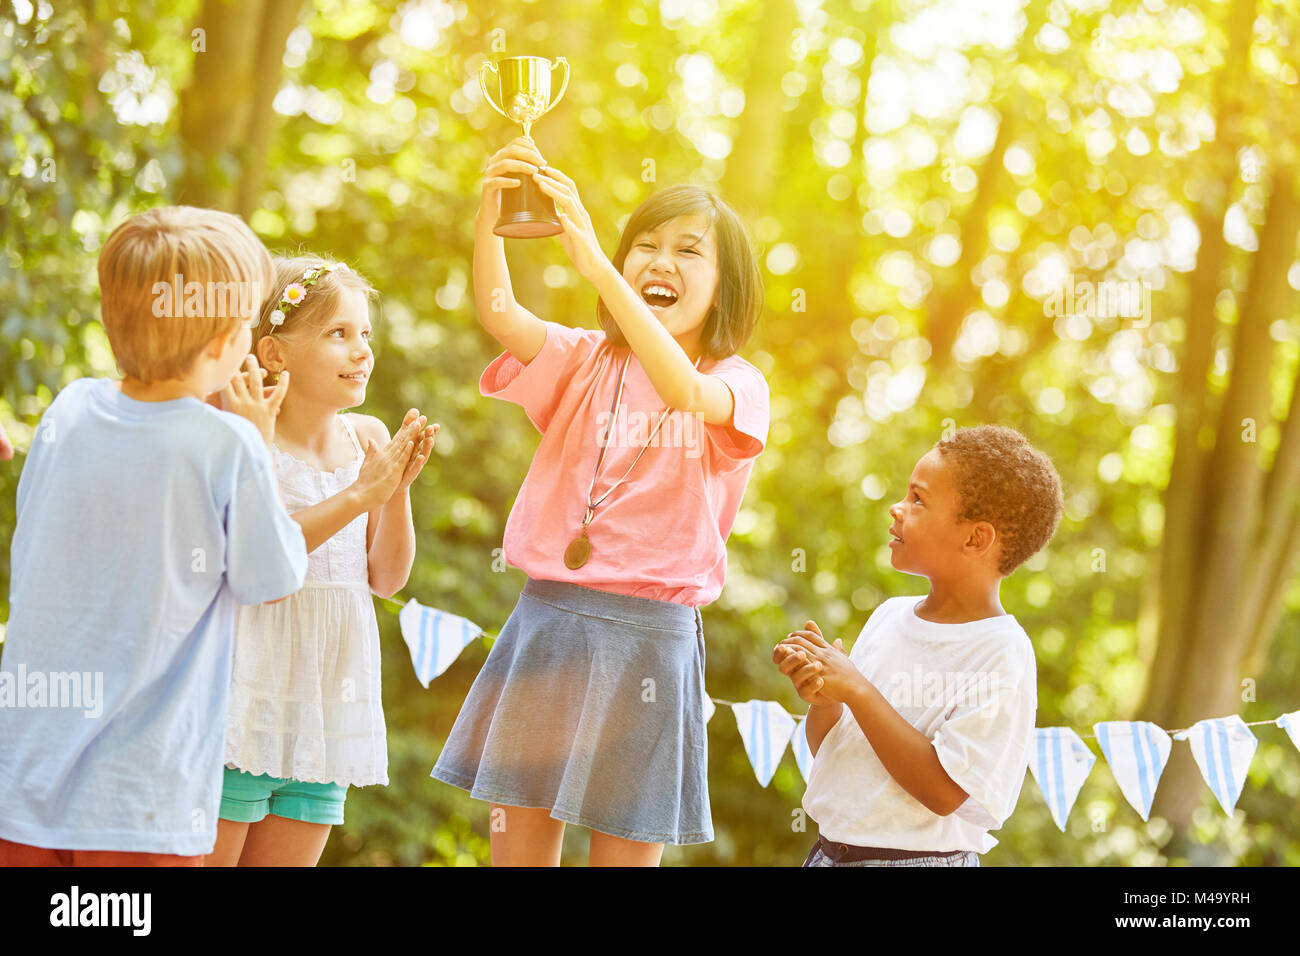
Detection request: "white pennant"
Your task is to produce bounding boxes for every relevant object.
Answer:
[1277,711,1300,753]
[731,700,796,788]
[1028,727,1095,831]
[1092,721,1171,821]
[1172,715,1257,816]
[398,600,483,687]
[791,718,814,782]
[702,694,715,725]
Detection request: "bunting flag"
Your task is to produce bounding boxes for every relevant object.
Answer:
[398,599,483,688]
[1277,711,1300,753]
[1092,721,1171,822]
[731,700,796,788]
[1028,727,1095,832]
[790,718,813,782]
[396,599,1298,822]
[1172,716,1258,816]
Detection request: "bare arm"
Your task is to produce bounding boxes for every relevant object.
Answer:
[473,138,549,364]
[530,165,736,424]
[290,488,368,555]
[841,679,970,816]
[587,259,736,424]
[803,702,844,758]
[282,414,422,559]
[783,627,970,816]
[367,489,414,600]
[354,413,432,600]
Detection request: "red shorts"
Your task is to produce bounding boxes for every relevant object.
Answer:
[0,837,203,867]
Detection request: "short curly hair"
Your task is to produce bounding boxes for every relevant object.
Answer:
[935,425,1063,575]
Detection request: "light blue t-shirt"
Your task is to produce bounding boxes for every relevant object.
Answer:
[0,377,309,855]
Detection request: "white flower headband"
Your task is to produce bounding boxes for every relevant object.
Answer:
[267,262,350,330]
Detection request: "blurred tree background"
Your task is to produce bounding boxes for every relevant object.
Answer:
[3,0,1299,865]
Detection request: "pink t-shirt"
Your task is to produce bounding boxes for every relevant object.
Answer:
[481,321,769,607]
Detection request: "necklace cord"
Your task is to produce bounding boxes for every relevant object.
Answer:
[581,352,702,524]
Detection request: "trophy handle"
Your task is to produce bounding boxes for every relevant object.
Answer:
[540,57,570,118]
[478,60,510,121]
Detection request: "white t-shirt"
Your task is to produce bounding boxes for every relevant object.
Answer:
[801,596,1037,853]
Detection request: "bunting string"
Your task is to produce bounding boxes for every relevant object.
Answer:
[379,596,1300,821]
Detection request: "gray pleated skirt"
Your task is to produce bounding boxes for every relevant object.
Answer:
[430,577,713,845]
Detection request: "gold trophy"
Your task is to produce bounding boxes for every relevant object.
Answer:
[479,55,570,238]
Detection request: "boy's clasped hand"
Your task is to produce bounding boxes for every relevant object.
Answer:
[774,620,859,707]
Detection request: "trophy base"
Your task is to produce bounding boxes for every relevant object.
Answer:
[494,214,563,239]
[494,172,563,239]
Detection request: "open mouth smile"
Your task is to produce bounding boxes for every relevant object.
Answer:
[640,281,679,310]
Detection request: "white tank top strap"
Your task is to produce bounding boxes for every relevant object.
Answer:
[339,414,365,460]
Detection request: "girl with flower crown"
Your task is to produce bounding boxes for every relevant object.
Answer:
[205,256,438,866]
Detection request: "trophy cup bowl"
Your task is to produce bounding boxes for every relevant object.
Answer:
[480,56,570,238]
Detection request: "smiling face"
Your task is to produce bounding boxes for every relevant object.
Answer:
[620,213,720,351]
[258,285,373,411]
[887,448,981,578]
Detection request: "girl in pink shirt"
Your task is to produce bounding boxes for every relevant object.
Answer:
[430,137,769,865]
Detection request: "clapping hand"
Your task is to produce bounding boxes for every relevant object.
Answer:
[393,408,438,497]
[774,620,851,706]
[351,412,429,511]
[219,355,289,448]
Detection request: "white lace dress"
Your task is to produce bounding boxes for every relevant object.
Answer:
[224,414,388,787]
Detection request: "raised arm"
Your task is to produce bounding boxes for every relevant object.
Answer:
[474,137,549,364]
[530,165,737,425]
[587,261,735,423]
[354,412,435,600]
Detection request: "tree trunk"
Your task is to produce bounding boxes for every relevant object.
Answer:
[178,0,302,216]
[1140,0,1260,838]
[720,0,798,208]
[922,110,1013,366]
[233,1,305,219]
[922,0,1048,368]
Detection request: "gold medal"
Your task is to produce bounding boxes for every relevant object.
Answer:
[564,531,591,570]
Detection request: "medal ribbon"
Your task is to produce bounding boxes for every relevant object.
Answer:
[572,351,703,554]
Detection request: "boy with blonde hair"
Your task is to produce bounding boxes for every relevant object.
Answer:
[0,206,308,865]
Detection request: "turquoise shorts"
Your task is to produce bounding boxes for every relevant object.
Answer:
[218,767,347,826]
